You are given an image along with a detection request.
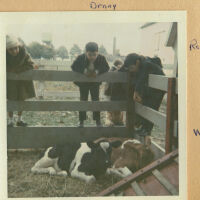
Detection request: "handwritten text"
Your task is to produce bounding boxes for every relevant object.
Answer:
[90,2,117,10]
[189,39,200,51]
[193,129,200,136]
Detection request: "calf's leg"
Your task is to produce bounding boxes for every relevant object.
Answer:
[57,171,68,176]
[71,169,96,183]
[31,147,58,175]
[31,166,56,175]
[106,167,132,178]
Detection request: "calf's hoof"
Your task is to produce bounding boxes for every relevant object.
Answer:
[86,175,96,184]
[49,167,57,175]
[57,171,68,177]
[31,167,37,174]
[106,168,111,175]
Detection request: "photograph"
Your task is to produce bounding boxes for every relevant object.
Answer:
[0,11,186,198]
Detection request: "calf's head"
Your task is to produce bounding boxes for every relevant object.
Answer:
[85,140,121,178]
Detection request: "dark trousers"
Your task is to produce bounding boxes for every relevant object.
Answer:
[141,89,165,133]
[79,84,100,121]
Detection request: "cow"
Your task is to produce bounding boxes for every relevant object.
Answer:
[31,140,121,183]
[94,137,154,178]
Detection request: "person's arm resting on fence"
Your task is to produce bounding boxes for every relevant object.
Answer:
[134,61,165,103]
[7,46,35,73]
[71,55,85,74]
[96,55,110,75]
[134,65,148,103]
[21,51,36,72]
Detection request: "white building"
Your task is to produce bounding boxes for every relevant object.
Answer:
[139,22,177,76]
[165,22,178,77]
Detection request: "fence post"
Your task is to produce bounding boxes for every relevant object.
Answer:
[165,78,176,154]
[126,72,135,137]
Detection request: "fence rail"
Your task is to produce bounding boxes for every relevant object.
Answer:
[7,70,177,93]
[135,102,166,132]
[7,70,178,154]
[7,70,128,83]
[7,126,129,149]
[148,74,178,94]
[33,59,71,66]
[7,101,127,111]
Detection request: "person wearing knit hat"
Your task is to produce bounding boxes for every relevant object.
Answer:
[6,35,36,127]
[6,35,20,49]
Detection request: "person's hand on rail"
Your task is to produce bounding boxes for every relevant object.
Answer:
[133,91,142,103]
[85,70,98,78]
[34,65,39,69]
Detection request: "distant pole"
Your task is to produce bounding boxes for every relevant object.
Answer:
[113,37,116,56]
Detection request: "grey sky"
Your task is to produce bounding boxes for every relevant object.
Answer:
[6,23,142,55]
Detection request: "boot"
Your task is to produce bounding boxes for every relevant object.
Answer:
[16,120,27,127]
[78,121,84,128]
[96,120,102,127]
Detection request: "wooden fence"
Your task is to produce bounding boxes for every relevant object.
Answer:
[33,59,177,76]
[7,69,178,154]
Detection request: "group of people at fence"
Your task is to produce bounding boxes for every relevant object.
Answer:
[6,35,165,139]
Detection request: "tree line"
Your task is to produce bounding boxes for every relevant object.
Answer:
[18,38,118,62]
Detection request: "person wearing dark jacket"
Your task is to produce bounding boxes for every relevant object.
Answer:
[104,59,124,126]
[121,53,165,137]
[104,59,125,101]
[71,42,110,127]
[6,35,36,127]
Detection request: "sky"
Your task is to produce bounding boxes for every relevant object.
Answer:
[6,23,142,55]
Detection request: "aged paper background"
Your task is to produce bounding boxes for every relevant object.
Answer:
[0,0,195,199]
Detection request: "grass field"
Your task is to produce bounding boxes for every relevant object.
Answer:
[7,151,121,197]
[7,81,166,197]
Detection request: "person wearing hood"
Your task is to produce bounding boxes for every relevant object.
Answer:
[6,35,37,127]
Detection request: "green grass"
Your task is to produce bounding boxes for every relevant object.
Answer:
[7,151,120,197]
[7,82,167,197]
[16,110,107,127]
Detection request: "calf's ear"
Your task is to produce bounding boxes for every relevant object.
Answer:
[110,140,122,148]
[87,141,98,149]
[48,146,60,158]
[93,137,107,144]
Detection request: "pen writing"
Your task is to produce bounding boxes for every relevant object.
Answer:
[190,39,200,51]
[193,129,200,136]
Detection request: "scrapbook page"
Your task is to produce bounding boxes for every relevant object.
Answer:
[0,1,192,199]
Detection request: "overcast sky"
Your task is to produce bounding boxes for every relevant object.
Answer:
[6,23,142,55]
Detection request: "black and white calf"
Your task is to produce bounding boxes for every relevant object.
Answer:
[31,141,121,183]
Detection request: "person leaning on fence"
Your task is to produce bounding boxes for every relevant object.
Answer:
[71,42,110,127]
[122,53,165,137]
[104,59,124,126]
[6,35,37,127]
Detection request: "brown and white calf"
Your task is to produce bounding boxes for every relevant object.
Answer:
[94,137,154,178]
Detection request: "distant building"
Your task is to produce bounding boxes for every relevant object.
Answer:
[165,22,178,77]
[139,22,176,76]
